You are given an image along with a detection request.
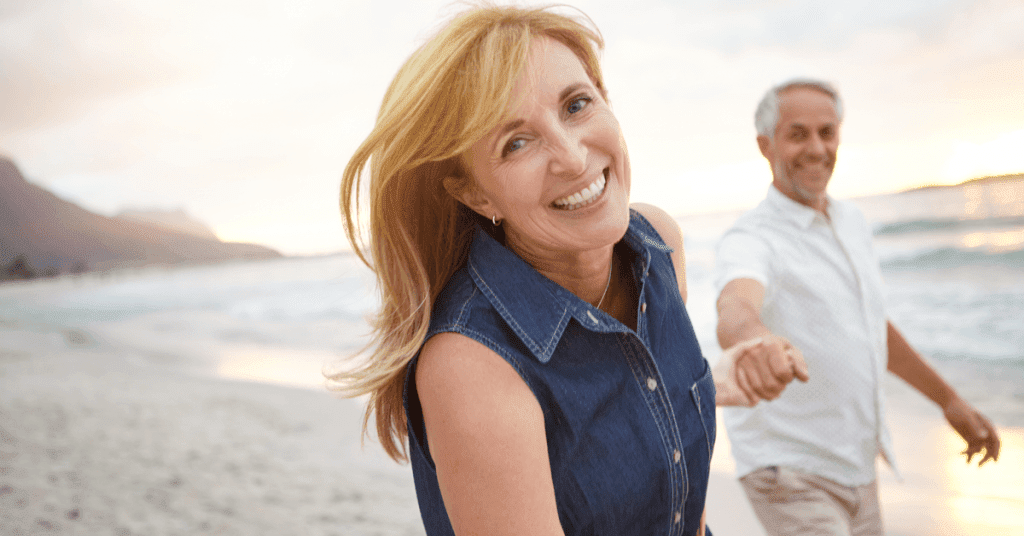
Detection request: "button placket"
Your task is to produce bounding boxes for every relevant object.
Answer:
[619,332,687,536]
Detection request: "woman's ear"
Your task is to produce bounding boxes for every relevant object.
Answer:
[442,176,499,220]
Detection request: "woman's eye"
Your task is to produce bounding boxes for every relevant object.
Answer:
[502,138,526,157]
[567,96,591,115]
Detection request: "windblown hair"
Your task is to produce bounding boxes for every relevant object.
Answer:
[754,78,844,137]
[329,4,605,462]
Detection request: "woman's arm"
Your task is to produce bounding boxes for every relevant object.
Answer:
[416,332,565,536]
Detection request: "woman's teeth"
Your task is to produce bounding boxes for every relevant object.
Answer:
[553,174,607,211]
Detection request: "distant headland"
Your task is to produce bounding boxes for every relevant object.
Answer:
[1,155,281,282]
[898,172,1024,194]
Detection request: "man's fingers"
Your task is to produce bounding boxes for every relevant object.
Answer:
[741,357,771,400]
[732,337,765,353]
[766,343,795,383]
[735,366,757,407]
[787,346,810,382]
[749,343,788,397]
[745,349,782,400]
[962,414,1002,466]
[979,417,1001,464]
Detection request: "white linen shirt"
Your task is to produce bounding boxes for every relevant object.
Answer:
[715,185,898,486]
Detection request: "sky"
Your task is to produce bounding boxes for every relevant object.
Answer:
[1,0,1022,255]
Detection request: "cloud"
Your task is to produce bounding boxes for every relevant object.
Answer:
[0,1,200,131]
[1,0,1022,254]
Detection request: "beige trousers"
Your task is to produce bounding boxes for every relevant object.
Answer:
[739,466,883,536]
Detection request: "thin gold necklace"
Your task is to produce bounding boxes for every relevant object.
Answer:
[595,258,613,309]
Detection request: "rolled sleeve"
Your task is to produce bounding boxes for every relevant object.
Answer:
[714,227,771,296]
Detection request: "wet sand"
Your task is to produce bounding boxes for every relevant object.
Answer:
[710,379,1024,536]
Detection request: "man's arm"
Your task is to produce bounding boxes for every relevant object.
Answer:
[716,278,808,402]
[886,321,1001,465]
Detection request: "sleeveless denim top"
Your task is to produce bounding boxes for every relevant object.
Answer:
[404,211,716,536]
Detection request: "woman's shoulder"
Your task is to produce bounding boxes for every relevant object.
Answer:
[630,202,687,302]
[426,262,526,367]
[630,203,683,253]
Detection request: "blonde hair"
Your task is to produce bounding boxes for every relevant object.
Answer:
[330,4,605,461]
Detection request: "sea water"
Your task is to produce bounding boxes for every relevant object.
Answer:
[682,178,1024,429]
[1,179,1022,427]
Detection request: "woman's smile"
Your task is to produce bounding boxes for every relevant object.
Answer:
[461,36,631,261]
[552,169,608,210]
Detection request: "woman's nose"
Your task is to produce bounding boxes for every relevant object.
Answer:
[548,126,587,177]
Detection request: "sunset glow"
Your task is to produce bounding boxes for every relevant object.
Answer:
[1,0,1022,255]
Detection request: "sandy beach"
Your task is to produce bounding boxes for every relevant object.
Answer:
[3,321,1021,535]
[0,320,766,535]
[2,249,1023,535]
[0,326,425,535]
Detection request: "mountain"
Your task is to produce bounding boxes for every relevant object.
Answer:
[1,156,281,278]
[114,208,220,241]
[899,172,1024,193]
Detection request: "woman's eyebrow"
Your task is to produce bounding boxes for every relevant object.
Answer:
[488,81,589,151]
[559,83,586,102]
[490,119,525,152]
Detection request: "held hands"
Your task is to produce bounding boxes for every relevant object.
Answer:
[943,395,1001,466]
[714,334,809,407]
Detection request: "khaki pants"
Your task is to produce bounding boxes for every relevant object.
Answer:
[739,466,883,536]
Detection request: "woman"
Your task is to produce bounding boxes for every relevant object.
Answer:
[332,5,774,535]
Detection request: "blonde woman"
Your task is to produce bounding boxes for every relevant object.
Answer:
[333,5,805,536]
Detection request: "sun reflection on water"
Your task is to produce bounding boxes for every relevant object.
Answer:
[215,344,339,390]
[960,230,1024,252]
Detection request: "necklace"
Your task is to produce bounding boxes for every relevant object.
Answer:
[595,258,613,309]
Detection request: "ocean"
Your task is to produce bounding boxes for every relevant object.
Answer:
[681,178,1024,429]
[2,178,1022,429]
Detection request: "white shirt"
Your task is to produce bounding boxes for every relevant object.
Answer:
[715,185,898,486]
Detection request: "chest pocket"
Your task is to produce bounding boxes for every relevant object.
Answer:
[689,363,717,460]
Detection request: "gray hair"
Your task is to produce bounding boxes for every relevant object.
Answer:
[754,78,844,137]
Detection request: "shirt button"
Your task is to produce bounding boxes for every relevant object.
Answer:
[674,511,681,524]
[640,302,647,313]
[646,377,657,391]
[673,449,681,463]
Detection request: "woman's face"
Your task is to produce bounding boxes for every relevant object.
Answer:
[464,37,631,263]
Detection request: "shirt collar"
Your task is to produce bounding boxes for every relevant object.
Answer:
[466,209,668,363]
[765,184,835,229]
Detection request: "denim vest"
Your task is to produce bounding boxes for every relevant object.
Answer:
[404,211,716,536]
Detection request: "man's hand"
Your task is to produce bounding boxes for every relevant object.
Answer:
[714,335,809,407]
[943,396,1001,466]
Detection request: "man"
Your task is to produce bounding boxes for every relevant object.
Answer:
[715,78,1001,536]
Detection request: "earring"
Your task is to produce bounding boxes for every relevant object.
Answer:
[492,215,501,226]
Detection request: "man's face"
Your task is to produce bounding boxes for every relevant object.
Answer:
[758,86,840,211]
